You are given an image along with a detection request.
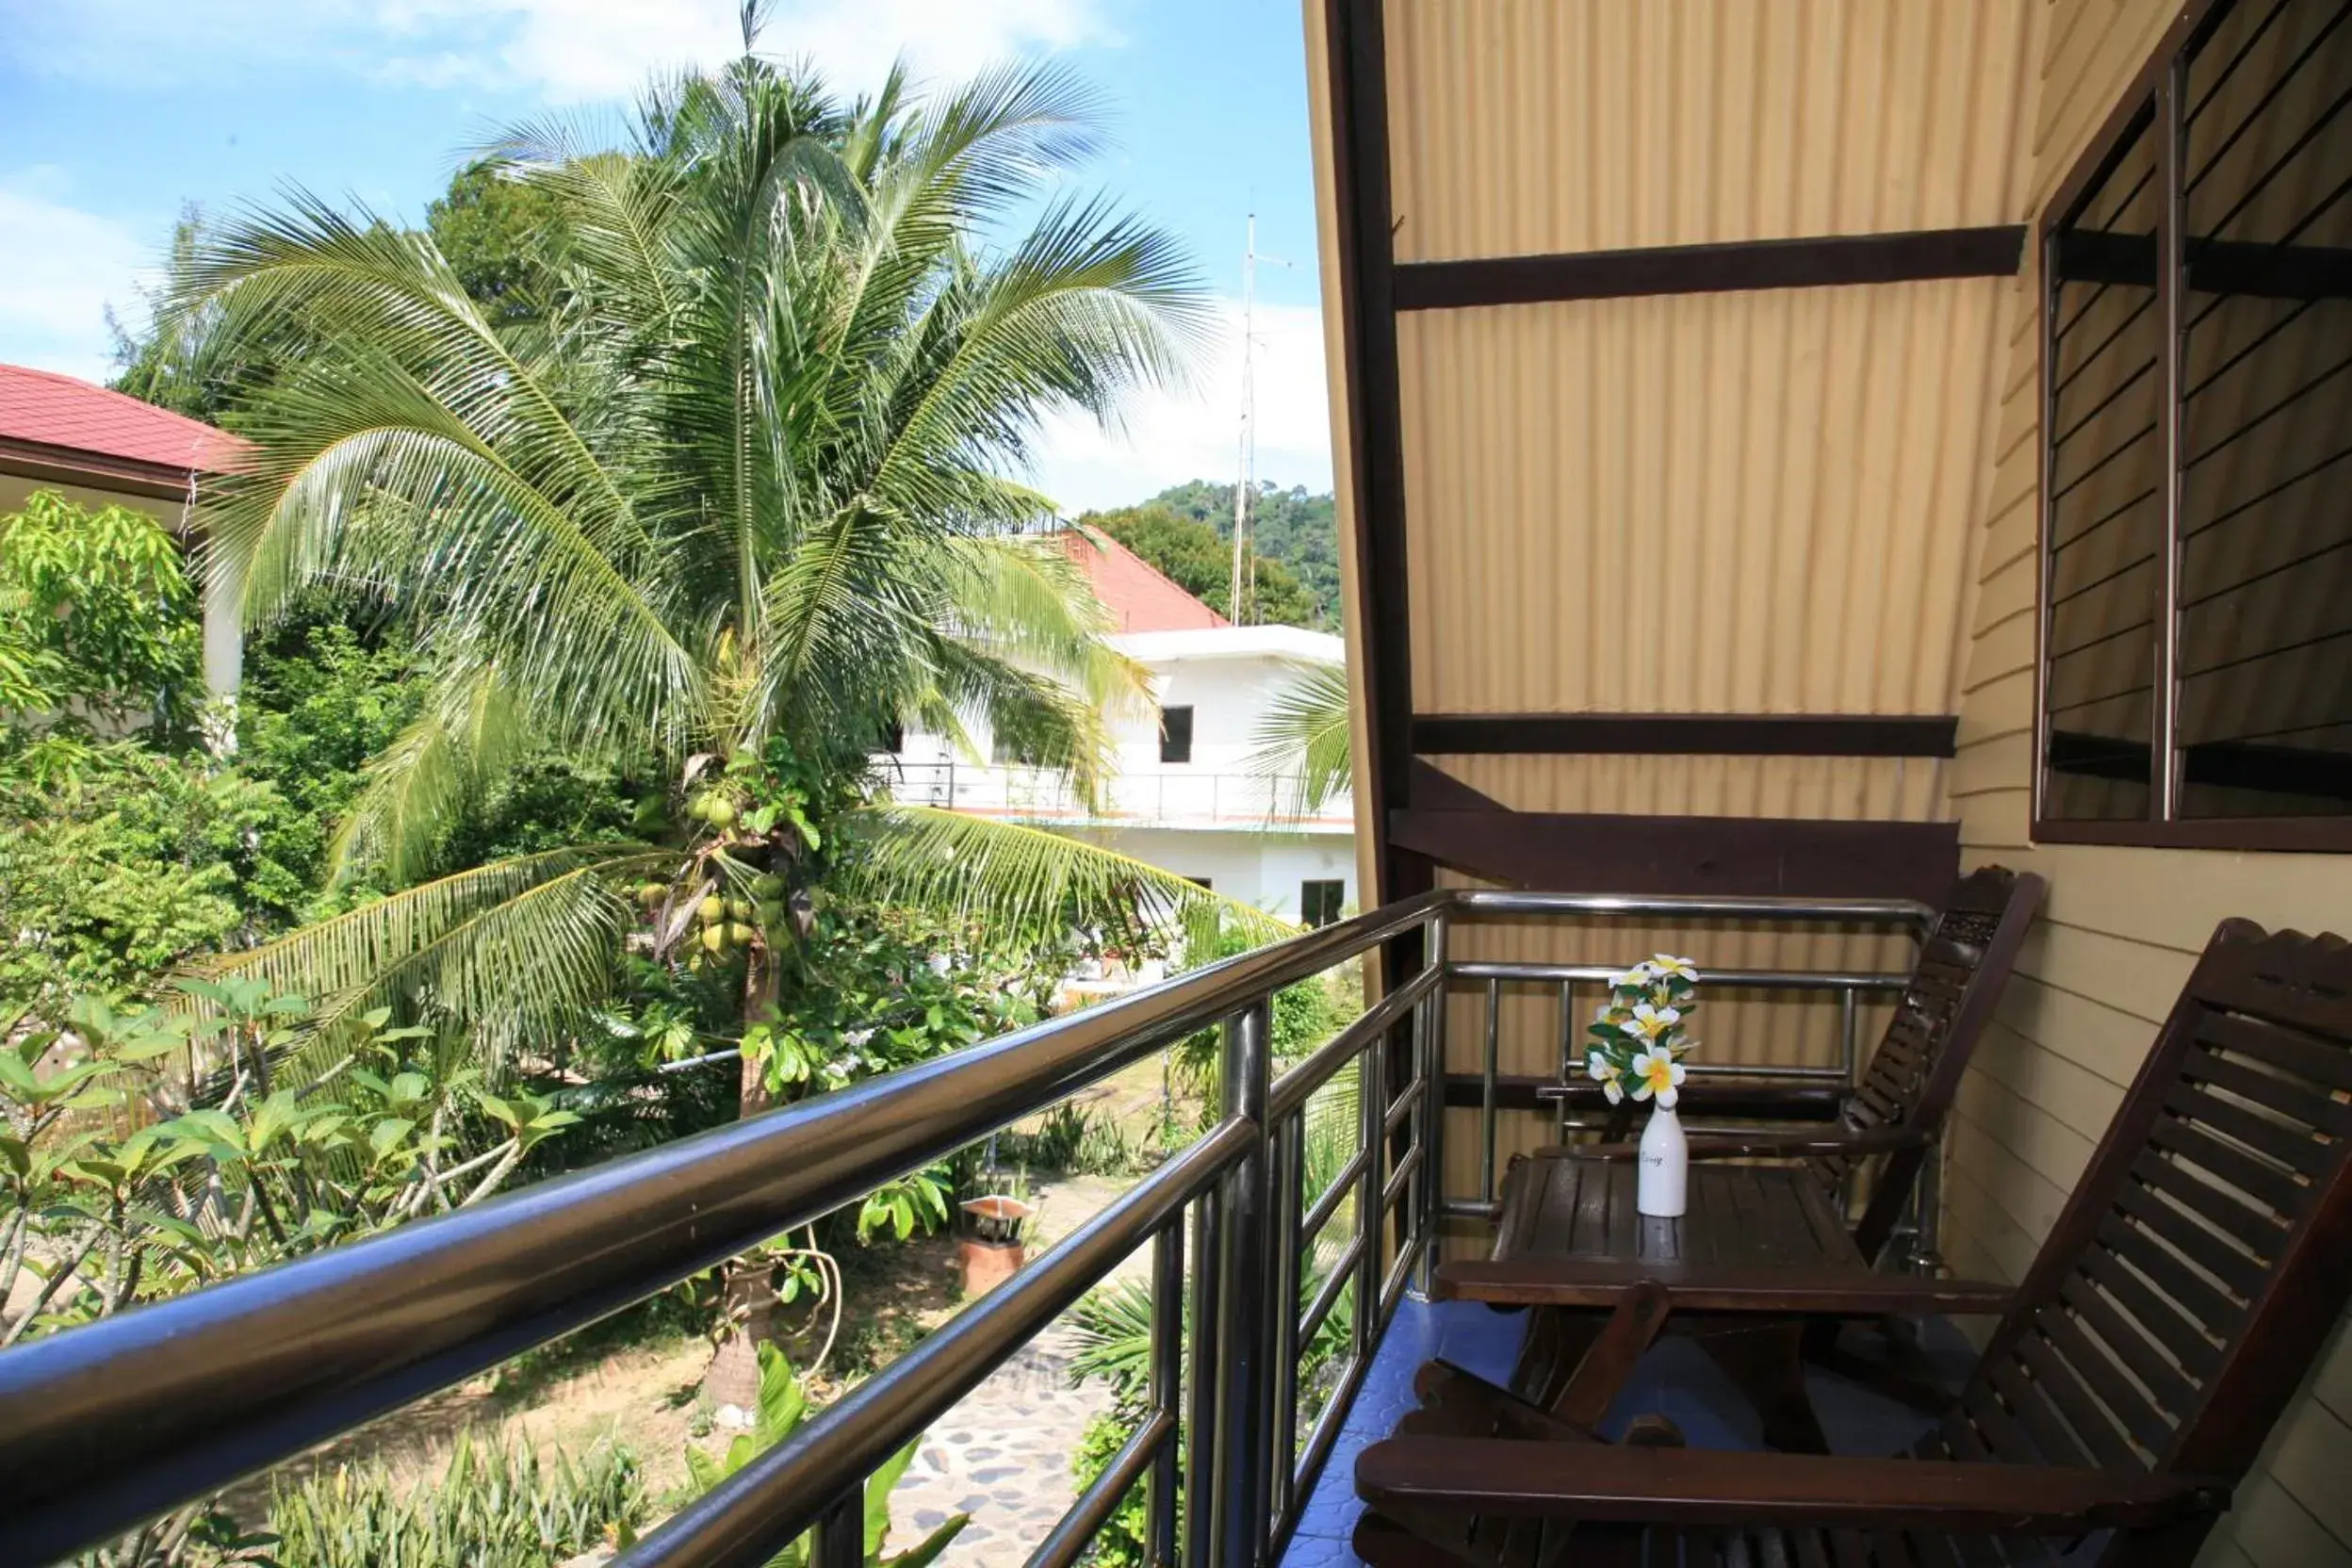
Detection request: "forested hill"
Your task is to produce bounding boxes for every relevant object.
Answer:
[1081,481,1341,630]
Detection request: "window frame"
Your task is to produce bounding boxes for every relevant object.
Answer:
[2030,0,2352,853]
[1158,704,1196,765]
[1300,878,1346,928]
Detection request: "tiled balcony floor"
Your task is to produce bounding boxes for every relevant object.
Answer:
[1278,1297,1979,1568]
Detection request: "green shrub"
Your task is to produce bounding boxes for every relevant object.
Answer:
[642,1343,966,1567]
[1068,1412,1152,1568]
[268,1430,645,1568]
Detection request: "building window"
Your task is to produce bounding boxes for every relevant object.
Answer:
[1159,705,1195,764]
[2035,0,2352,850]
[1300,879,1346,928]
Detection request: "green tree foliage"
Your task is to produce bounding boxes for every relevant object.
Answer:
[0,982,574,1349]
[1144,480,1340,629]
[424,160,569,329]
[0,491,203,742]
[1082,502,1318,629]
[6,981,581,1567]
[0,744,313,1010]
[231,613,430,904]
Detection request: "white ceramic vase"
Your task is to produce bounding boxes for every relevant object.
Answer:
[1637,1102,1688,1217]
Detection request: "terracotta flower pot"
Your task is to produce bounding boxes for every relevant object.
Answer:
[958,1235,1026,1297]
[957,1194,1035,1296]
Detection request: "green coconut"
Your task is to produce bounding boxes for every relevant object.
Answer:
[700,924,727,955]
[727,897,753,923]
[697,895,725,924]
[727,922,757,947]
[635,883,665,908]
[749,873,786,900]
[757,900,785,930]
[705,799,738,829]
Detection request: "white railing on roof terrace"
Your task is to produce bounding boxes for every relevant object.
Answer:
[882,759,1356,831]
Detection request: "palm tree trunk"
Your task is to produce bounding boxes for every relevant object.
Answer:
[703,945,781,1412]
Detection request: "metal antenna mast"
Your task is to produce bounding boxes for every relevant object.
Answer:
[1229,214,1291,625]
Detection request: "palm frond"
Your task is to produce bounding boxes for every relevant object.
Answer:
[327,662,526,885]
[198,846,665,1077]
[842,805,1294,951]
[1245,661,1355,818]
[940,533,1151,720]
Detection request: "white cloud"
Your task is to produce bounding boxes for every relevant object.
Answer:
[1028,297,1334,514]
[0,173,156,384]
[11,0,1115,103]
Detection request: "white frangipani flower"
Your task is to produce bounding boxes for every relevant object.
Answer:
[1629,1046,1686,1107]
[1617,1003,1680,1041]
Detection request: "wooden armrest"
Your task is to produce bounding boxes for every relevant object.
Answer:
[1436,1258,2014,1315]
[1560,1126,1932,1162]
[1357,1438,2230,1533]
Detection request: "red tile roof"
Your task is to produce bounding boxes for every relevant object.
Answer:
[0,363,249,478]
[1058,524,1227,633]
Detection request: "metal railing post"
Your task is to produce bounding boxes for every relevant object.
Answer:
[1480,976,1501,1206]
[1416,916,1449,1293]
[1148,1221,1183,1568]
[1181,1197,1220,1568]
[1267,1109,1303,1532]
[1839,986,1860,1087]
[812,1487,863,1568]
[1355,1022,1386,1349]
[1556,979,1576,1141]
[1215,1000,1273,1568]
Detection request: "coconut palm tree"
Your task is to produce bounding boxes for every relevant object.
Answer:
[173,40,1287,1399]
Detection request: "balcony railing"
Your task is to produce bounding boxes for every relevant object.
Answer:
[0,889,1929,1568]
[883,759,1355,830]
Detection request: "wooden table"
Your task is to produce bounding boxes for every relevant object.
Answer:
[1433,1154,1955,1452]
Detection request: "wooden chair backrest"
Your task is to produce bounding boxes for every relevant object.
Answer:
[1920,921,2352,1565]
[1818,865,2045,1260]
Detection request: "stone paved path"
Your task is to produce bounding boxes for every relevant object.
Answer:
[886,1179,1154,1566]
[888,1318,1114,1564]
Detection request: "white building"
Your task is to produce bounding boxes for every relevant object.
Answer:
[881,527,1357,927]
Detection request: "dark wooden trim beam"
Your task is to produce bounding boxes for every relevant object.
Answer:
[1391,808,1959,906]
[1413,712,1958,759]
[1324,0,1417,908]
[1393,227,2027,312]
[1407,758,1510,812]
[1440,1074,1844,1120]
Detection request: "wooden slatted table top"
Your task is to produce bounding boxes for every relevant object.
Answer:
[1434,1154,1887,1309]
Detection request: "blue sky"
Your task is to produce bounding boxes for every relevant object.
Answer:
[0,0,1332,510]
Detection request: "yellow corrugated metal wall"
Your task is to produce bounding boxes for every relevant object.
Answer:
[1305,0,2048,1198]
